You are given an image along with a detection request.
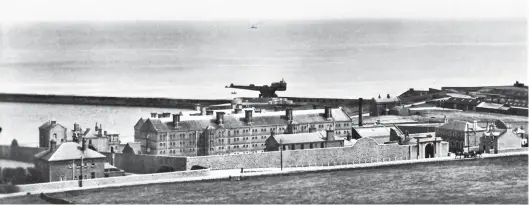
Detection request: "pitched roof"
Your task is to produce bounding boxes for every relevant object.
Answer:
[39,121,67,130]
[353,125,403,138]
[477,102,504,109]
[271,131,330,144]
[141,108,352,132]
[373,96,401,103]
[445,97,482,106]
[134,118,146,130]
[34,142,106,162]
[437,121,486,132]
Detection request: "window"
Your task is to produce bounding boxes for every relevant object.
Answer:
[310,143,314,149]
[91,160,95,166]
[91,172,95,179]
[74,176,78,180]
[291,145,295,150]
[60,176,64,181]
[490,146,493,150]
[320,142,325,148]
[301,144,304,149]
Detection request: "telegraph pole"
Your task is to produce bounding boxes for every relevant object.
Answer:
[79,156,83,187]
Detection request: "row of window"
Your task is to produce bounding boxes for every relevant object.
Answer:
[283,143,325,150]
[68,161,96,169]
[210,143,266,151]
[69,172,96,181]
[160,148,196,154]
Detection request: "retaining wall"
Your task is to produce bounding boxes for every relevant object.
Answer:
[186,138,414,170]
[103,153,187,174]
[16,169,209,193]
[0,145,45,163]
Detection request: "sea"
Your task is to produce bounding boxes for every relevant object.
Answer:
[0,19,526,146]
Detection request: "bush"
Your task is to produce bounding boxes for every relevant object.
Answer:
[1,167,42,185]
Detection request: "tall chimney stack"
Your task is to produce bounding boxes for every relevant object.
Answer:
[326,130,335,141]
[245,110,253,125]
[216,112,225,125]
[286,108,293,121]
[358,98,363,127]
[172,114,180,128]
[324,106,333,120]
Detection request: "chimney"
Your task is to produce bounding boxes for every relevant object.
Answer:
[326,130,335,141]
[378,94,381,99]
[216,112,225,125]
[150,113,157,118]
[81,138,86,151]
[49,139,57,152]
[74,123,79,131]
[201,107,207,116]
[285,108,293,121]
[309,127,317,133]
[95,122,98,130]
[104,131,107,136]
[99,124,103,132]
[245,110,253,124]
[346,133,352,141]
[172,114,180,128]
[206,110,214,115]
[358,98,363,127]
[324,106,333,120]
[387,94,390,99]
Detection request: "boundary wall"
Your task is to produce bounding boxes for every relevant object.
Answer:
[0,145,45,163]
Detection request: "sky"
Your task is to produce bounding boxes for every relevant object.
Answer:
[0,0,526,22]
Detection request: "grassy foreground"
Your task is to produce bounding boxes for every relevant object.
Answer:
[4,155,527,204]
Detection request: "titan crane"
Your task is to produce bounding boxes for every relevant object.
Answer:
[225,79,287,98]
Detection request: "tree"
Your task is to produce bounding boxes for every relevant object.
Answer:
[122,144,135,155]
[10,139,18,147]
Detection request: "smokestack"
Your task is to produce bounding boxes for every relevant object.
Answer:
[172,114,180,128]
[286,108,293,121]
[326,130,335,141]
[216,112,225,125]
[358,98,363,127]
[324,106,333,120]
[206,110,214,115]
[245,110,253,124]
[201,107,207,116]
[49,139,57,152]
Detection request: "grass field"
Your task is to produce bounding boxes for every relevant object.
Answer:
[3,155,526,204]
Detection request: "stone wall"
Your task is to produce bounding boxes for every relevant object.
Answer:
[0,145,45,163]
[104,153,187,174]
[187,138,414,170]
[16,169,209,193]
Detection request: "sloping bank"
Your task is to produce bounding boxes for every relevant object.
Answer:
[0,151,526,200]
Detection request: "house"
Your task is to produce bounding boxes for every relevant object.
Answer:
[264,130,350,151]
[370,94,401,116]
[479,120,525,154]
[134,106,354,156]
[435,120,486,152]
[118,142,142,154]
[34,140,106,182]
[39,121,67,148]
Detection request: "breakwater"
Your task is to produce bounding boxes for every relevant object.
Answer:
[0,93,231,109]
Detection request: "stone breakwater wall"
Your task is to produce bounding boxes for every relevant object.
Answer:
[103,153,188,174]
[186,138,415,170]
[0,145,45,163]
[16,169,209,193]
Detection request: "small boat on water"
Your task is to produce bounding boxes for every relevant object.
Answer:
[250,25,258,29]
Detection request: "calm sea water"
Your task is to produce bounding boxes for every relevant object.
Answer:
[0,19,526,145]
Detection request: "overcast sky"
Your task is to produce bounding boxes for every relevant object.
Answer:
[0,0,526,22]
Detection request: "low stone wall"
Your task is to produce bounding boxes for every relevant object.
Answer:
[0,145,45,163]
[103,153,188,174]
[187,138,414,170]
[498,147,528,154]
[16,169,209,193]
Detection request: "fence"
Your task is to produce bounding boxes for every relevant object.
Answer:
[279,156,412,168]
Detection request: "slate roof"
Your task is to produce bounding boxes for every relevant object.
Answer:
[134,118,146,130]
[271,131,329,144]
[354,125,404,138]
[39,121,67,130]
[445,97,482,106]
[373,96,401,104]
[437,120,486,132]
[141,108,352,132]
[34,142,106,162]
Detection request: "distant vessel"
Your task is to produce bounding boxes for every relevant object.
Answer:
[231,92,237,95]
[250,25,258,29]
